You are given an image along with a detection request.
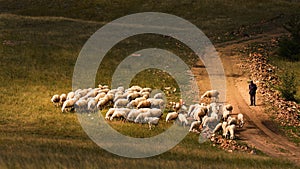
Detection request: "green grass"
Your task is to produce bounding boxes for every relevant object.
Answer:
[1,0,300,168]
[269,56,300,101]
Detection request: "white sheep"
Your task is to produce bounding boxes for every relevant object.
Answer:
[141,87,152,93]
[227,116,237,125]
[222,105,233,121]
[153,93,164,99]
[147,108,163,118]
[105,108,115,120]
[177,113,189,126]
[137,100,151,109]
[133,109,161,123]
[113,99,129,108]
[59,93,67,106]
[171,102,182,112]
[51,94,60,107]
[187,104,198,117]
[212,122,223,133]
[143,117,160,130]
[148,98,165,109]
[225,124,236,139]
[100,88,110,94]
[200,90,219,102]
[134,112,151,124]
[127,97,146,108]
[166,112,178,122]
[222,121,228,137]
[129,85,142,92]
[110,108,131,121]
[113,93,127,103]
[66,91,75,100]
[77,89,88,97]
[127,92,142,101]
[202,112,219,127]
[97,97,109,109]
[126,109,141,122]
[189,121,201,132]
[61,98,77,112]
[87,98,98,112]
[223,104,233,112]
[193,106,208,122]
[74,99,88,112]
[94,92,106,101]
[141,92,150,99]
[237,113,244,128]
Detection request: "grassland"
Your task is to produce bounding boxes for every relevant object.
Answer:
[1,0,300,168]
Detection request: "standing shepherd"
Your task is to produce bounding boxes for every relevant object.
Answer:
[249,80,257,106]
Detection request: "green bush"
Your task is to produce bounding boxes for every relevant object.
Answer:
[278,15,300,61]
[277,71,297,101]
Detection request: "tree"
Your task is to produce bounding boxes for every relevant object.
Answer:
[277,71,297,101]
[278,15,300,61]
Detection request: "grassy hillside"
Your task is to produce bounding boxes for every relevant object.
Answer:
[1,0,300,168]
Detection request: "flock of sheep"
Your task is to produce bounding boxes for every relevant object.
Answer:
[51,85,244,139]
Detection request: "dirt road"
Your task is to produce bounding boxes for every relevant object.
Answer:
[192,32,300,165]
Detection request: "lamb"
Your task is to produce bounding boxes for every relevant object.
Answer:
[237,113,245,128]
[105,108,115,120]
[51,94,60,107]
[113,99,129,108]
[166,112,178,122]
[224,124,236,139]
[143,117,160,130]
[61,98,77,112]
[200,90,219,102]
[137,100,151,109]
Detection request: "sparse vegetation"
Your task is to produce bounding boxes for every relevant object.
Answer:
[277,71,298,101]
